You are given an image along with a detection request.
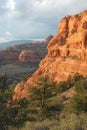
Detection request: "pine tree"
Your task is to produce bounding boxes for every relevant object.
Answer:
[29,75,56,120]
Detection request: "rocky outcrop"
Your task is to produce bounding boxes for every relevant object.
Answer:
[45,35,53,42]
[0,42,48,63]
[13,10,87,99]
[18,50,45,62]
[18,34,54,63]
[0,36,53,63]
[0,49,18,60]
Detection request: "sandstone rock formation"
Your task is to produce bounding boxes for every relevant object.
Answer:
[45,35,53,42]
[18,50,45,62]
[0,42,48,63]
[14,10,87,99]
[18,36,53,62]
[0,49,18,61]
[0,36,53,63]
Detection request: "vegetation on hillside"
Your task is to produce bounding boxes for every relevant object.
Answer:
[0,73,87,130]
[0,73,29,130]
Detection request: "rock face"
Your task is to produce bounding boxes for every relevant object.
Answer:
[0,49,18,61]
[14,10,87,99]
[45,35,54,42]
[18,36,53,62]
[18,50,45,62]
[0,42,48,63]
[0,36,53,63]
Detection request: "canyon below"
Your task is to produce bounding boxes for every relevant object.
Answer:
[0,36,53,85]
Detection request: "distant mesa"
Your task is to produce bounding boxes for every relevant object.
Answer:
[0,35,53,63]
[32,35,53,44]
[0,40,33,50]
[18,36,53,62]
[13,10,87,99]
[18,50,45,63]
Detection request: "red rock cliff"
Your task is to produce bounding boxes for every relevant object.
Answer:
[18,50,45,62]
[13,10,87,99]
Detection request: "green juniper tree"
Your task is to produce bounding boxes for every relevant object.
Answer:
[66,76,87,114]
[29,75,56,121]
[8,99,29,130]
[0,73,30,130]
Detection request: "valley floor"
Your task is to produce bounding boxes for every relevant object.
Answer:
[0,63,38,85]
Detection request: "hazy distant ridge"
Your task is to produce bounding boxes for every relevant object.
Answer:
[0,40,34,50]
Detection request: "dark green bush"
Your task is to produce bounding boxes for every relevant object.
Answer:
[66,77,87,114]
[56,75,73,93]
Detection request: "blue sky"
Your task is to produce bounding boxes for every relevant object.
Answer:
[0,0,87,42]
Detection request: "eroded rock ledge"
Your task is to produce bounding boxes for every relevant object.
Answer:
[14,10,87,99]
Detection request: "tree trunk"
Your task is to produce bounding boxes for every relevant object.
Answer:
[41,87,46,108]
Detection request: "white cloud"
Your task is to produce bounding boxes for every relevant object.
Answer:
[0,37,7,42]
[6,31,11,36]
[5,31,12,39]
[0,0,87,42]
[68,1,87,15]
[0,32,13,42]
[7,0,15,11]
[8,10,22,19]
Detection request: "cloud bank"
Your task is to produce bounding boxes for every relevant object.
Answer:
[0,0,87,42]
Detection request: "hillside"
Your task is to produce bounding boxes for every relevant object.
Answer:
[0,35,53,63]
[0,42,47,63]
[0,36,54,86]
[0,40,33,50]
[14,10,87,99]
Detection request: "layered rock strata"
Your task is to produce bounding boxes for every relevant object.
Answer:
[14,10,87,99]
